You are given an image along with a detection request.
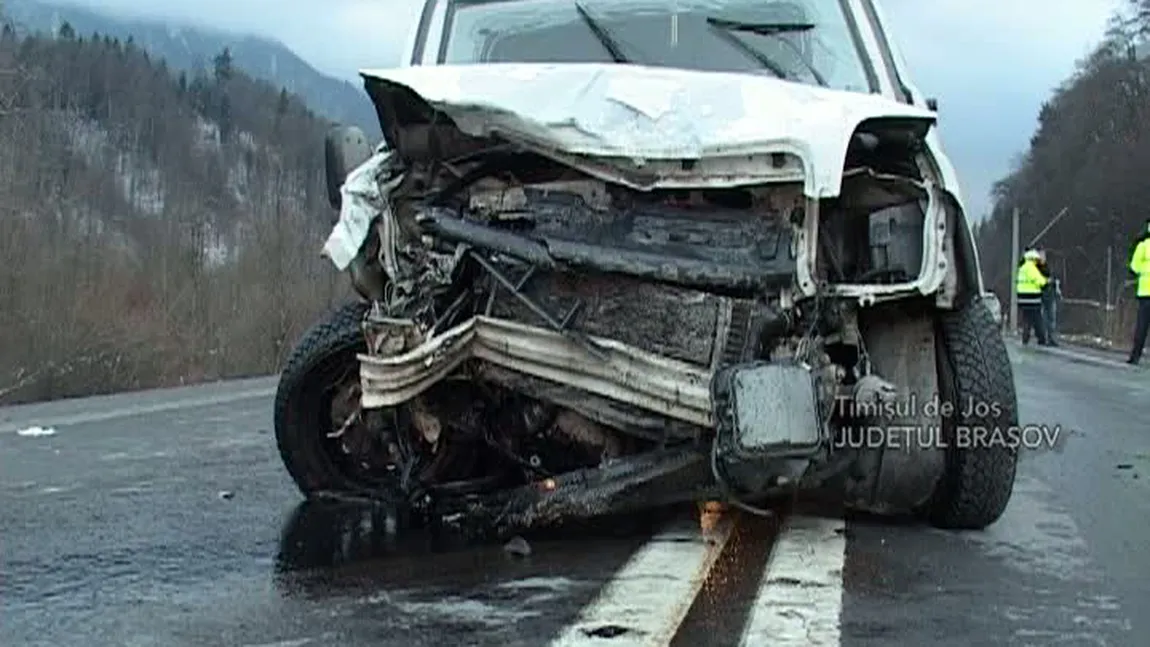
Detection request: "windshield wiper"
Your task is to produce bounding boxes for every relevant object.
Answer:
[705,17,827,86]
[574,2,631,64]
[706,18,816,35]
[706,20,787,80]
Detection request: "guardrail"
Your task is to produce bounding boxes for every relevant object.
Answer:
[999,295,1135,351]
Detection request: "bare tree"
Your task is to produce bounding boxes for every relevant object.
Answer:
[0,28,343,404]
[978,0,1150,345]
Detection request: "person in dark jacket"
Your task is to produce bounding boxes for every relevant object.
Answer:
[1037,252,1061,346]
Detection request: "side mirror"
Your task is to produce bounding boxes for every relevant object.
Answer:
[324,125,372,211]
[925,97,938,112]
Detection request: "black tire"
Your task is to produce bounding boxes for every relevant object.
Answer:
[274,301,399,498]
[927,296,1020,529]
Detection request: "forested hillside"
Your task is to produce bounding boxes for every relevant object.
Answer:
[0,25,351,404]
[3,0,381,138]
[976,0,1150,344]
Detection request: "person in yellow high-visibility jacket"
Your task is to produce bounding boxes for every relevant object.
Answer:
[1126,221,1150,364]
[1016,248,1051,346]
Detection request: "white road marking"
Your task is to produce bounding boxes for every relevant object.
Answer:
[243,639,314,647]
[739,515,846,646]
[549,516,736,646]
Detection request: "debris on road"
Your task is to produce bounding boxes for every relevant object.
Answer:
[218,490,235,500]
[16,425,56,437]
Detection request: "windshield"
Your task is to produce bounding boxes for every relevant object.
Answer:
[438,0,876,94]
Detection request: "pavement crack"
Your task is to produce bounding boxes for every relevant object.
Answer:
[581,624,633,638]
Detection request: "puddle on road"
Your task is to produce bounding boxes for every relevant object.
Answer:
[272,498,665,599]
[5,492,664,646]
[271,498,509,581]
[262,499,660,644]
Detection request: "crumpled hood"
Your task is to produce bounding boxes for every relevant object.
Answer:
[359,62,936,198]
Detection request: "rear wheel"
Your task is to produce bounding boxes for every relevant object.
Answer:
[274,301,403,500]
[927,296,1019,529]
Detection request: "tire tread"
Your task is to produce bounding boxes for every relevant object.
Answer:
[928,297,1020,529]
[273,301,370,495]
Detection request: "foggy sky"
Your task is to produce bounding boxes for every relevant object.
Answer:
[46,0,1123,219]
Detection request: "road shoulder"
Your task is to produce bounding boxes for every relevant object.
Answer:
[1006,338,1138,370]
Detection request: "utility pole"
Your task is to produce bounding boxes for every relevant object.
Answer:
[1106,246,1113,308]
[1105,245,1113,338]
[1009,207,1020,333]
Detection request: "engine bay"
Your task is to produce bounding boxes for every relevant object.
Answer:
[312,72,954,529]
[328,128,939,521]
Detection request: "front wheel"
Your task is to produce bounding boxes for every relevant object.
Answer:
[926,296,1020,529]
[274,301,403,500]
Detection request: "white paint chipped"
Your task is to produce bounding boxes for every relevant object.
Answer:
[548,517,735,646]
[739,515,846,646]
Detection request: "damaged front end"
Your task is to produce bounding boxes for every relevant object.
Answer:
[321,63,959,534]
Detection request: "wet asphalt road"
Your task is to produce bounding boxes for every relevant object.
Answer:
[1,345,1148,646]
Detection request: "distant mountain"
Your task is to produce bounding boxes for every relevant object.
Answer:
[0,25,349,403]
[1,0,382,139]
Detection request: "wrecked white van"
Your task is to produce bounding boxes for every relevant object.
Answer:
[274,0,1017,536]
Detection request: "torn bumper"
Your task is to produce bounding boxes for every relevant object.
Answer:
[358,315,713,426]
[358,315,828,469]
